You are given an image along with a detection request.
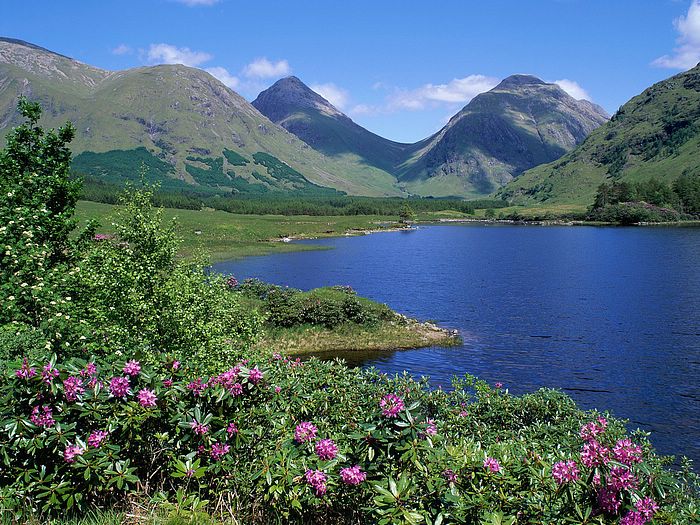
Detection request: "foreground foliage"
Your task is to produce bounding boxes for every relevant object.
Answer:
[0,101,698,524]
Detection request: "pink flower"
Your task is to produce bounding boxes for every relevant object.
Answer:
[41,363,59,384]
[171,360,181,371]
[425,418,438,436]
[137,388,157,408]
[228,383,243,396]
[620,511,647,525]
[315,438,338,460]
[580,417,608,442]
[304,469,327,496]
[483,457,502,473]
[274,386,282,394]
[247,367,263,384]
[185,468,195,478]
[494,382,503,389]
[380,393,405,418]
[88,430,108,448]
[552,460,579,485]
[226,422,239,435]
[272,353,283,360]
[63,444,85,463]
[210,442,230,461]
[80,362,97,377]
[459,410,468,418]
[596,486,621,514]
[190,419,209,435]
[186,378,207,397]
[109,376,130,398]
[613,439,643,465]
[442,469,458,483]
[635,497,659,520]
[581,440,609,468]
[122,360,141,377]
[340,465,367,485]
[63,376,85,402]
[294,422,318,443]
[163,379,173,387]
[15,358,36,379]
[30,405,55,428]
[608,467,637,491]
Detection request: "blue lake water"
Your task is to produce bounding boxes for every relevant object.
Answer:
[212,224,700,464]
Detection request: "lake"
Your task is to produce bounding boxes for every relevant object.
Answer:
[212,224,700,464]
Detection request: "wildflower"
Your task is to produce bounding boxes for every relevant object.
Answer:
[63,444,85,464]
[483,457,502,473]
[80,362,97,377]
[163,378,173,387]
[185,468,195,478]
[294,421,318,443]
[190,419,209,435]
[228,383,243,396]
[619,511,646,525]
[93,233,111,241]
[635,497,659,520]
[226,276,238,288]
[30,405,55,428]
[425,418,438,436]
[580,417,608,442]
[494,382,503,389]
[41,363,59,384]
[552,460,579,485]
[171,360,181,371]
[580,440,609,468]
[88,430,108,448]
[442,469,458,483]
[210,442,230,461]
[272,353,283,360]
[459,410,468,418]
[63,376,85,402]
[248,366,263,384]
[340,465,367,485]
[380,393,405,418]
[608,467,637,491]
[613,438,643,465]
[596,486,621,514]
[186,378,207,397]
[226,422,239,435]
[15,358,36,379]
[109,376,130,398]
[137,388,157,408]
[274,386,281,393]
[123,360,141,377]
[304,469,327,496]
[315,438,338,460]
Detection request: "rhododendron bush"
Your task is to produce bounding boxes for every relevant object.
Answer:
[0,354,698,523]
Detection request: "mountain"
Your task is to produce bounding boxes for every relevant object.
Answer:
[252,76,422,173]
[497,65,700,206]
[395,75,609,197]
[0,37,402,197]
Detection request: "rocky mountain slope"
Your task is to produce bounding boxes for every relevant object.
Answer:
[498,65,700,206]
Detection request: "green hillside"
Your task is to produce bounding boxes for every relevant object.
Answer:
[0,38,402,197]
[498,64,700,206]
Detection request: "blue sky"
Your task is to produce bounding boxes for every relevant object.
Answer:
[3,0,700,142]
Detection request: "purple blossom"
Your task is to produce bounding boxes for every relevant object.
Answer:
[315,438,338,460]
[163,379,173,387]
[30,405,55,428]
[122,360,141,377]
[581,440,609,468]
[80,362,98,377]
[63,444,85,463]
[340,465,367,485]
[442,469,458,483]
[41,363,59,384]
[190,419,209,435]
[88,430,109,448]
[186,378,208,397]
[137,388,157,408]
[552,460,579,485]
[171,360,181,371]
[15,358,36,379]
[380,393,405,418]
[608,466,638,491]
[210,442,230,461]
[294,422,318,443]
[63,376,85,402]
[108,376,130,398]
[483,457,502,473]
[619,511,647,525]
[596,486,621,514]
[425,418,437,436]
[613,439,643,465]
[248,366,263,384]
[580,417,608,442]
[635,497,659,520]
[304,469,327,496]
[226,422,239,435]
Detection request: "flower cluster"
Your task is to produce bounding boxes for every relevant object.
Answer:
[483,457,502,473]
[186,378,208,397]
[191,419,209,435]
[137,388,157,408]
[63,376,85,402]
[339,465,366,485]
[88,430,108,448]
[123,360,141,377]
[109,376,130,398]
[305,469,328,496]
[315,438,338,461]
[379,393,405,418]
[63,444,85,463]
[30,405,55,428]
[551,460,579,485]
[211,442,230,461]
[294,422,318,443]
[41,363,59,384]
[16,357,36,379]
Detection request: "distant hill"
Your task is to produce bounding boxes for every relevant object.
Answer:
[0,37,402,197]
[396,75,609,197]
[497,65,700,206]
[253,76,423,173]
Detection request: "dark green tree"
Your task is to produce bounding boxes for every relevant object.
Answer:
[399,201,415,224]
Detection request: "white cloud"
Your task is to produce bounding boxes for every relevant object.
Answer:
[243,58,291,79]
[112,44,132,56]
[387,75,499,111]
[310,83,349,109]
[349,104,377,116]
[205,66,239,89]
[553,79,592,101]
[653,0,700,69]
[175,0,220,6]
[147,43,212,67]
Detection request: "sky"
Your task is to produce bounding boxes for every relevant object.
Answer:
[2,0,700,143]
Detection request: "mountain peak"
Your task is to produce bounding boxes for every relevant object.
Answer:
[253,76,343,120]
[0,37,71,59]
[495,74,547,90]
